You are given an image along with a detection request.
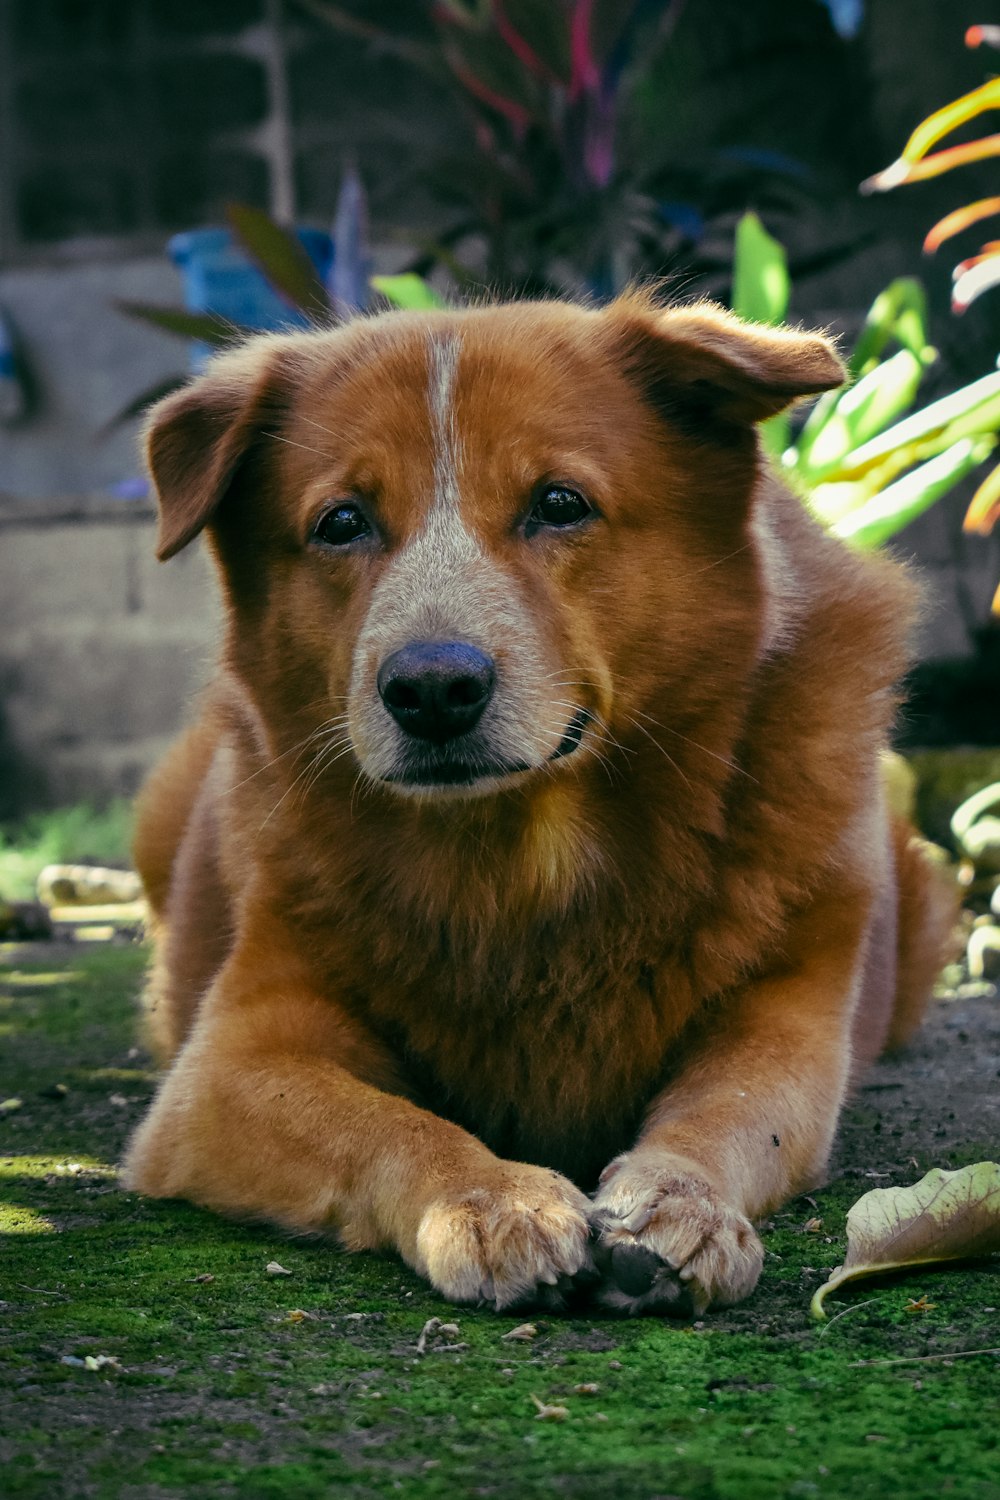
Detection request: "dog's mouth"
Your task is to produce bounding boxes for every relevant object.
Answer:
[383,707,591,790]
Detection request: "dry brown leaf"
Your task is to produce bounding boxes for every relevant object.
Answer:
[811,1161,1000,1318]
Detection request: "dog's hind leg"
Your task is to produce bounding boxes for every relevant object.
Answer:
[886,818,960,1050]
[134,722,233,1062]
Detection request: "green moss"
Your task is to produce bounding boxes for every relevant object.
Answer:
[1,941,997,1500]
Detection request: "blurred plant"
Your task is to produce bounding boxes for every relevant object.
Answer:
[295,0,827,297]
[731,211,999,550]
[114,171,443,421]
[858,24,1000,603]
[0,801,133,903]
[952,781,1000,873]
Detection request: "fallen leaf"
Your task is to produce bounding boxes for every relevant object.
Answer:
[574,1383,600,1395]
[0,1097,23,1113]
[283,1309,313,1323]
[266,1261,292,1276]
[84,1354,122,1372]
[502,1322,539,1342]
[802,1217,824,1234]
[811,1161,1000,1318]
[904,1295,936,1314]
[530,1393,569,1421]
[185,1273,215,1284]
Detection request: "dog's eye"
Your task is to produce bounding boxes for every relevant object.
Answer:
[312,504,372,547]
[530,485,591,529]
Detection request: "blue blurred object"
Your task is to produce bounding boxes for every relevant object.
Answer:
[819,0,864,38]
[109,477,151,500]
[168,227,333,369]
[329,166,372,318]
[716,146,813,181]
[0,304,28,423]
[657,200,706,242]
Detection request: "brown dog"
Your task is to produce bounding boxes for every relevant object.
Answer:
[123,293,955,1315]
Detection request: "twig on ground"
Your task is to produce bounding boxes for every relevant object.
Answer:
[818,1297,884,1335]
[851,1347,1000,1367]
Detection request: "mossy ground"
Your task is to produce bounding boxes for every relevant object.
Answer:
[1,942,998,1500]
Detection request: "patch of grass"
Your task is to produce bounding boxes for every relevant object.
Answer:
[1,941,998,1500]
[0,801,134,902]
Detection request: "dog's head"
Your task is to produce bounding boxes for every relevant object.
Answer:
[145,295,842,802]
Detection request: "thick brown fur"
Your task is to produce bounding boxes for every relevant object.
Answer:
[122,294,957,1315]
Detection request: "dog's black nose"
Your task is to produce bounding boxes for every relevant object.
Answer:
[377,641,495,742]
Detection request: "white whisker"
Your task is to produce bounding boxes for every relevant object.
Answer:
[262,430,335,461]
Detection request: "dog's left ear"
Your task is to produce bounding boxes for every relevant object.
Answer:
[144,341,288,561]
[610,296,845,428]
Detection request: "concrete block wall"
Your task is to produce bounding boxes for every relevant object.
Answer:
[0,495,220,819]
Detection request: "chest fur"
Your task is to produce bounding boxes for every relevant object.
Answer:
[335,912,699,1184]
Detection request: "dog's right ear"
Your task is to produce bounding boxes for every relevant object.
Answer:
[144,345,285,561]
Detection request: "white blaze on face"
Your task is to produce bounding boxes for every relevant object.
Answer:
[415,331,487,598]
[346,328,567,788]
[429,332,463,517]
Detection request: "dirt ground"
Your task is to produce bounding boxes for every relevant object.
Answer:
[835,981,1000,1173]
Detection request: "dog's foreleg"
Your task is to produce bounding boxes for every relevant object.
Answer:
[591,883,874,1314]
[123,935,592,1309]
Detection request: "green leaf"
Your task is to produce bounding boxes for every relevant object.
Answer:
[793,350,924,480]
[811,1162,1000,1319]
[370,274,447,310]
[731,212,789,327]
[830,436,995,549]
[115,302,253,345]
[226,204,331,318]
[849,278,934,379]
[833,371,1000,478]
[760,412,790,460]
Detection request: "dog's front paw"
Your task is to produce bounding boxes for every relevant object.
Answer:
[415,1164,594,1310]
[590,1152,764,1317]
